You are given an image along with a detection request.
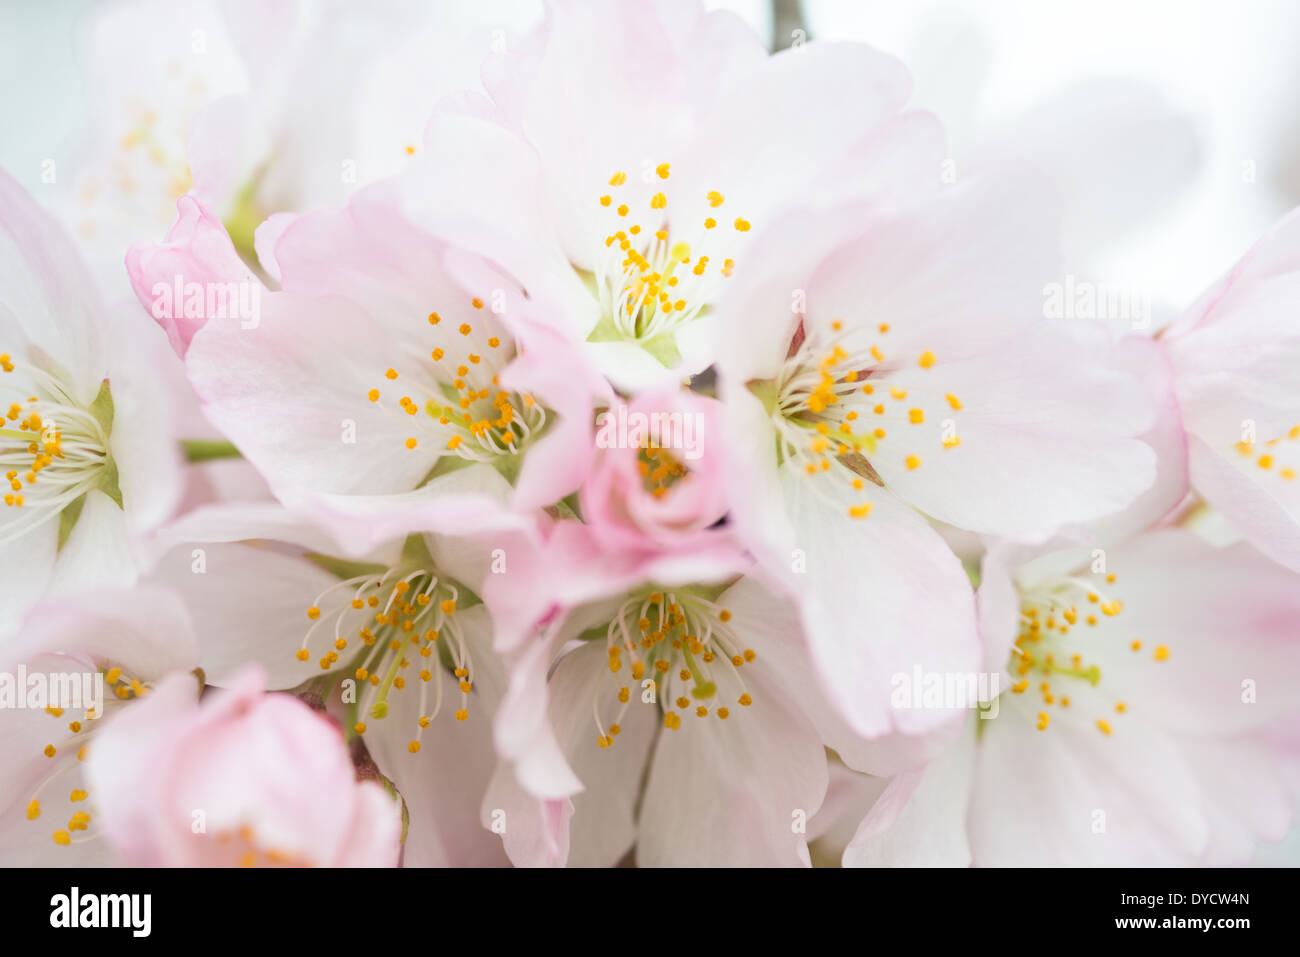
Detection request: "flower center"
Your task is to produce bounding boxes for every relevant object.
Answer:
[27,667,147,848]
[638,443,691,499]
[1,354,114,543]
[76,96,197,242]
[1007,570,1169,735]
[592,589,754,748]
[767,321,959,519]
[210,824,312,868]
[591,164,745,347]
[1233,425,1300,484]
[293,551,478,755]
[365,296,546,462]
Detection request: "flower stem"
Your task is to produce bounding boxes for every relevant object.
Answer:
[180,439,242,462]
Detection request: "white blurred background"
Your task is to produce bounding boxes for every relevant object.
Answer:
[5,0,1300,311]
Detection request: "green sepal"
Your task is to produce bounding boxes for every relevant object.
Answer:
[57,494,88,551]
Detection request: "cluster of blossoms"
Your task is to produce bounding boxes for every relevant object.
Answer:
[2,0,1299,868]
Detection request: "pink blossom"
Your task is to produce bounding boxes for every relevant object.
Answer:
[86,665,401,867]
[140,478,547,867]
[0,586,199,865]
[127,187,607,517]
[581,387,729,553]
[0,170,182,629]
[844,530,1300,866]
[1160,206,1300,572]
[395,0,928,390]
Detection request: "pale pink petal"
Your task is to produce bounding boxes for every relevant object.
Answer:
[88,666,402,867]
[363,607,512,867]
[1075,530,1300,736]
[869,321,1158,541]
[0,168,106,397]
[126,193,257,356]
[146,537,339,690]
[779,473,981,739]
[0,584,199,681]
[1186,434,1300,573]
[540,641,658,867]
[636,647,827,867]
[969,699,1207,866]
[843,725,975,867]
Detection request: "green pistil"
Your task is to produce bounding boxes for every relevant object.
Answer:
[790,415,877,455]
[1061,663,1102,686]
[1019,651,1101,687]
[369,646,405,720]
[223,177,265,269]
[681,645,715,699]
